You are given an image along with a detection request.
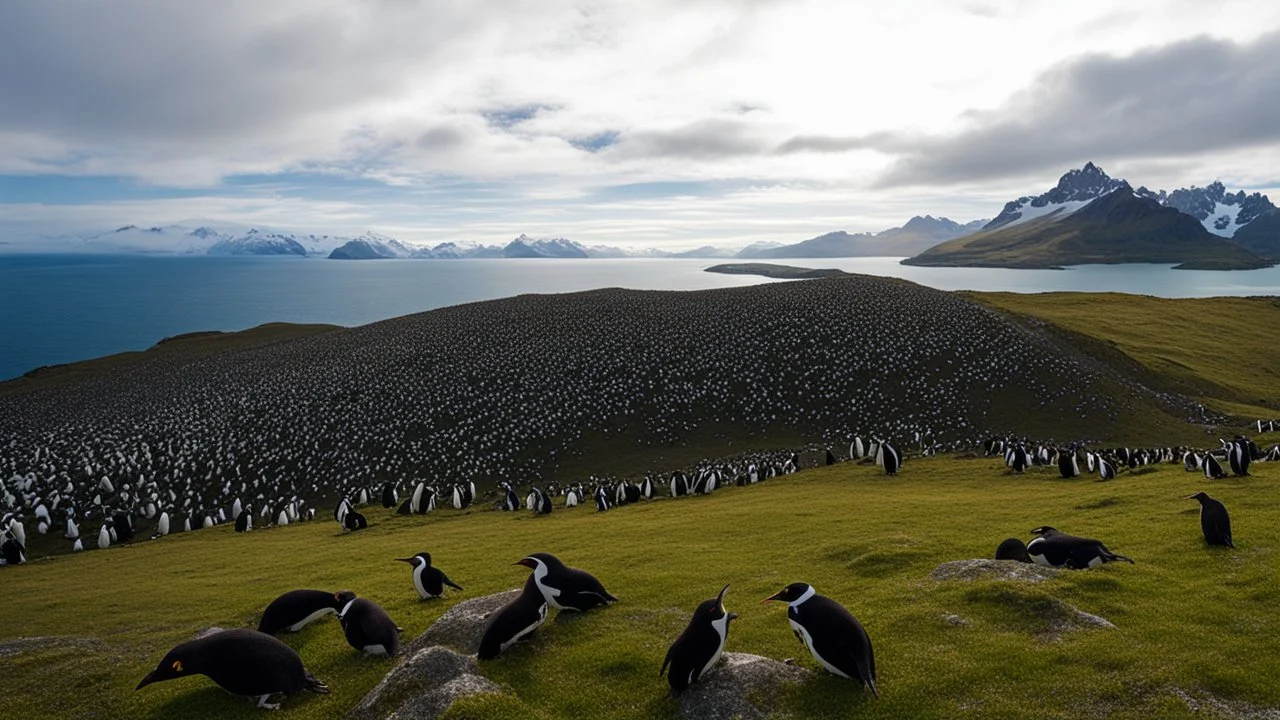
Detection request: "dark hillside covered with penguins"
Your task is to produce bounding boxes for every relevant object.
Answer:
[1,275,1203,556]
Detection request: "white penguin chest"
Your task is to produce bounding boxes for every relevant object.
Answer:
[533,565,565,609]
[701,615,730,678]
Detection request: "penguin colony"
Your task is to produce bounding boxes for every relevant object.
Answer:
[0,276,1213,562]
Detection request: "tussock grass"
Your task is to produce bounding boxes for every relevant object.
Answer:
[4,456,1279,719]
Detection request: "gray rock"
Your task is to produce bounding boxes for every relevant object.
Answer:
[347,645,500,720]
[407,589,521,656]
[931,558,1061,583]
[679,652,811,720]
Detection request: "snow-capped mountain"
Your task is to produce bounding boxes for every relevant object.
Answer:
[207,228,307,256]
[983,163,1277,240]
[502,235,589,258]
[736,216,986,259]
[984,162,1130,232]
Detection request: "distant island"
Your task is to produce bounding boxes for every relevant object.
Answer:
[704,263,851,279]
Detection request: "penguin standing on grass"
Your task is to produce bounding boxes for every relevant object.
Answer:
[1186,492,1234,548]
[136,628,329,710]
[396,552,464,599]
[661,584,737,693]
[516,552,617,612]
[257,589,349,635]
[762,582,878,698]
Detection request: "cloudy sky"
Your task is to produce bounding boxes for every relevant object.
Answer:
[3,0,1280,249]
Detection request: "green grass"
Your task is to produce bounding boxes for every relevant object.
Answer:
[970,293,1280,419]
[4,456,1279,719]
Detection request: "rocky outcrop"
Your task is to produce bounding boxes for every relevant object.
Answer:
[930,559,1061,583]
[678,652,812,720]
[407,589,521,656]
[346,645,500,720]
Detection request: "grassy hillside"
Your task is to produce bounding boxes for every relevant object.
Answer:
[971,292,1280,419]
[4,455,1279,719]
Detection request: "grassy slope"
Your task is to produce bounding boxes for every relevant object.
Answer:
[970,293,1280,419]
[4,455,1279,720]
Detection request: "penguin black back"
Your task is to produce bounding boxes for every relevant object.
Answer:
[661,584,737,693]
[763,582,877,698]
[516,552,617,612]
[338,594,400,656]
[136,628,329,709]
[257,589,347,635]
[478,573,548,660]
[1187,492,1234,548]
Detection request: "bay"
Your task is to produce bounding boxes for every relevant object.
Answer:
[3,253,1280,382]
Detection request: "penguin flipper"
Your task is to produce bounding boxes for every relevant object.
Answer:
[442,573,464,591]
[660,648,672,678]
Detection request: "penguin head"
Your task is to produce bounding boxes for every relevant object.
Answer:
[395,552,431,567]
[514,552,562,571]
[333,590,358,611]
[761,582,812,605]
[1185,492,1210,503]
[1030,526,1059,537]
[136,650,194,690]
[696,584,737,623]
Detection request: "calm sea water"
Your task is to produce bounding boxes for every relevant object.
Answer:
[3,254,1280,381]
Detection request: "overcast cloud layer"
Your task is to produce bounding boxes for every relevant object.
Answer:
[3,0,1280,247]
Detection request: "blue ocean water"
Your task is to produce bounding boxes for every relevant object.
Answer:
[3,254,1280,381]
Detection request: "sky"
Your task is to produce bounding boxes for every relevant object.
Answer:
[3,0,1280,250]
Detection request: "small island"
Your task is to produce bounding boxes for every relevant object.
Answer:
[704,263,850,279]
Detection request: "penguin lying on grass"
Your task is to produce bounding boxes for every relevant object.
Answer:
[478,573,548,660]
[136,628,329,710]
[515,552,617,612]
[257,589,349,635]
[337,592,401,657]
[1027,526,1134,568]
[661,584,737,693]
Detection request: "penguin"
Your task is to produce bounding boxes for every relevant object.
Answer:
[531,487,552,515]
[1186,492,1233,548]
[881,442,901,476]
[136,628,329,709]
[1203,453,1227,480]
[762,582,878,698]
[516,552,617,612]
[342,510,368,532]
[1027,526,1134,569]
[234,508,252,533]
[1228,440,1250,476]
[1057,450,1079,478]
[395,552,464,599]
[333,497,352,526]
[1,533,25,565]
[156,512,170,537]
[478,573,548,660]
[661,584,737,693]
[381,483,398,509]
[1098,458,1117,481]
[257,589,348,635]
[994,537,1031,563]
[825,450,837,466]
[338,593,400,656]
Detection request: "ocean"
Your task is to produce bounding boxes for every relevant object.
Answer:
[3,254,1280,381]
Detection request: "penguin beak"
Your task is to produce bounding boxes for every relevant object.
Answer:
[727,612,739,622]
[1183,493,1198,499]
[761,591,781,605]
[394,557,414,564]
[135,671,157,690]
[513,558,535,569]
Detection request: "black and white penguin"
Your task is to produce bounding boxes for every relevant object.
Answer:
[478,573,548,660]
[234,507,252,533]
[661,584,737,693]
[1,532,26,565]
[1228,440,1251,476]
[342,510,368,532]
[257,589,348,635]
[1027,526,1134,569]
[1203,453,1227,480]
[1057,450,1079,478]
[994,537,1031,563]
[136,628,329,709]
[1098,458,1117,481]
[381,483,399,509]
[516,552,617,612]
[880,442,901,476]
[337,593,400,656]
[531,487,552,515]
[333,497,352,527]
[762,582,878,698]
[396,552,464,599]
[1186,492,1233,548]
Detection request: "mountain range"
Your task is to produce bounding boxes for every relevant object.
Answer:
[734,215,988,259]
[905,163,1279,270]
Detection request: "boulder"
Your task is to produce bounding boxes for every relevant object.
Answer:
[406,589,521,656]
[679,652,811,720]
[346,645,500,720]
[931,558,1061,583]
